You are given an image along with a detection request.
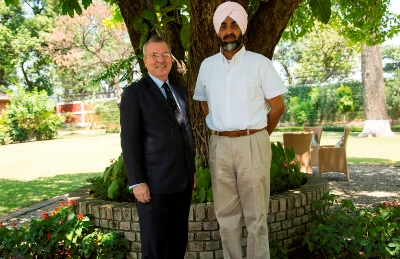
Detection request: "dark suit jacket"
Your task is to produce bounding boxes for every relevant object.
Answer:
[120,74,195,195]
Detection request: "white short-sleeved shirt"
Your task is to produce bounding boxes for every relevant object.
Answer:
[193,46,288,131]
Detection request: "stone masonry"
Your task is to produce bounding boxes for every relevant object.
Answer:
[74,175,328,259]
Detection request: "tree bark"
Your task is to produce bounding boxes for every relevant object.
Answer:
[116,0,152,76]
[20,61,33,91]
[114,0,301,167]
[359,44,394,137]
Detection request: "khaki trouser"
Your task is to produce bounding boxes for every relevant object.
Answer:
[209,130,271,259]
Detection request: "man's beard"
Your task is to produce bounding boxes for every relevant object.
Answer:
[220,33,242,51]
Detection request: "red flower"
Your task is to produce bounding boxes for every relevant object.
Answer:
[94,240,98,245]
[47,233,52,240]
[11,221,18,227]
[59,221,64,225]
[68,200,77,207]
[43,212,50,220]
[67,253,72,258]
[77,213,84,220]
[60,201,66,207]
[307,231,312,235]
[0,221,3,228]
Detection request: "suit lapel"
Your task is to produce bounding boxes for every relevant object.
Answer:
[144,75,181,127]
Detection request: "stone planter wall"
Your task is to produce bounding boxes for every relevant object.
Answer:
[72,175,328,259]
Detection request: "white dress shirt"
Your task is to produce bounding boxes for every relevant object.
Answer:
[193,46,287,131]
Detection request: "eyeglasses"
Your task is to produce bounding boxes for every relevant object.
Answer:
[146,53,172,60]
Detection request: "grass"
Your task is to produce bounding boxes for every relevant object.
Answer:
[1,129,399,214]
[0,172,101,214]
[270,131,400,165]
[0,129,121,214]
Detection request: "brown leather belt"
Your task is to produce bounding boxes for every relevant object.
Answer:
[211,128,266,137]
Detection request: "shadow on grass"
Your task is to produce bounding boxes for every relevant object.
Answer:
[348,157,400,166]
[0,172,101,214]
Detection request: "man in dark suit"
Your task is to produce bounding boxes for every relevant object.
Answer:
[120,36,196,259]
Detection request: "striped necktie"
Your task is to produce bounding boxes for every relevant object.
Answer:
[162,83,181,122]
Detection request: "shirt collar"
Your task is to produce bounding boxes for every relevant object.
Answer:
[219,45,246,65]
[148,73,170,89]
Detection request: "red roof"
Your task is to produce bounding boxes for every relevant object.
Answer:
[0,93,9,100]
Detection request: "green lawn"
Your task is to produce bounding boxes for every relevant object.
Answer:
[1,130,399,214]
[270,131,400,165]
[0,173,101,214]
[0,130,121,214]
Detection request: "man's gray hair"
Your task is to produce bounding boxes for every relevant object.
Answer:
[143,36,171,55]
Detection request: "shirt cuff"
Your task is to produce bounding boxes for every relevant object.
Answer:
[129,183,144,189]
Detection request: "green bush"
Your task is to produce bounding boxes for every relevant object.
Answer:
[391,125,400,132]
[89,144,306,204]
[0,201,129,258]
[270,142,306,194]
[0,87,63,144]
[385,78,400,123]
[303,193,400,258]
[275,126,304,132]
[92,99,119,128]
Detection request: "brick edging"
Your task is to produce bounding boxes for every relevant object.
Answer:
[72,174,328,259]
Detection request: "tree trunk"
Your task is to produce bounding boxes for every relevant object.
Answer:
[0,68,5,89]
[20,61,33,91]
[115,0,300,167]
[116,0,151,76]
[359,44,394,137]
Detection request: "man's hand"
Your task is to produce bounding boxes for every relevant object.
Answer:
[132,183,151,203]
[193,173,197,189]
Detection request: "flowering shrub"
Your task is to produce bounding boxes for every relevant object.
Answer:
[0,200,128,258]
[303,193,400,258]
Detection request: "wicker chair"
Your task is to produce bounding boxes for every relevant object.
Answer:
[304,127,323,166]
[318,128,351,180]
[283,132,313,174]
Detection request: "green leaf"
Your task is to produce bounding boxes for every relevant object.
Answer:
[142,10,154,21]
[198,188,205,203]
[159,16,177,24]
[108,181,119,198]
[139,33,147,50]
[139,22,149,35]
[180,22,190,51]
[81,0,92,9]
[309,0,331,24]
[206,188,213,202]
[4,0,19,6]
[154,0,168,8]
[133,16,143,31]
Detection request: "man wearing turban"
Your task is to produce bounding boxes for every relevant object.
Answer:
[193,2,287,259]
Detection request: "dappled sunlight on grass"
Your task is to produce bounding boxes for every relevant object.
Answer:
[271,131,400,165]
[348,157,400,165]
[0,172,101,214]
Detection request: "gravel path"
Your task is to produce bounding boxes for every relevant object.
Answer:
[314,164,400,209]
